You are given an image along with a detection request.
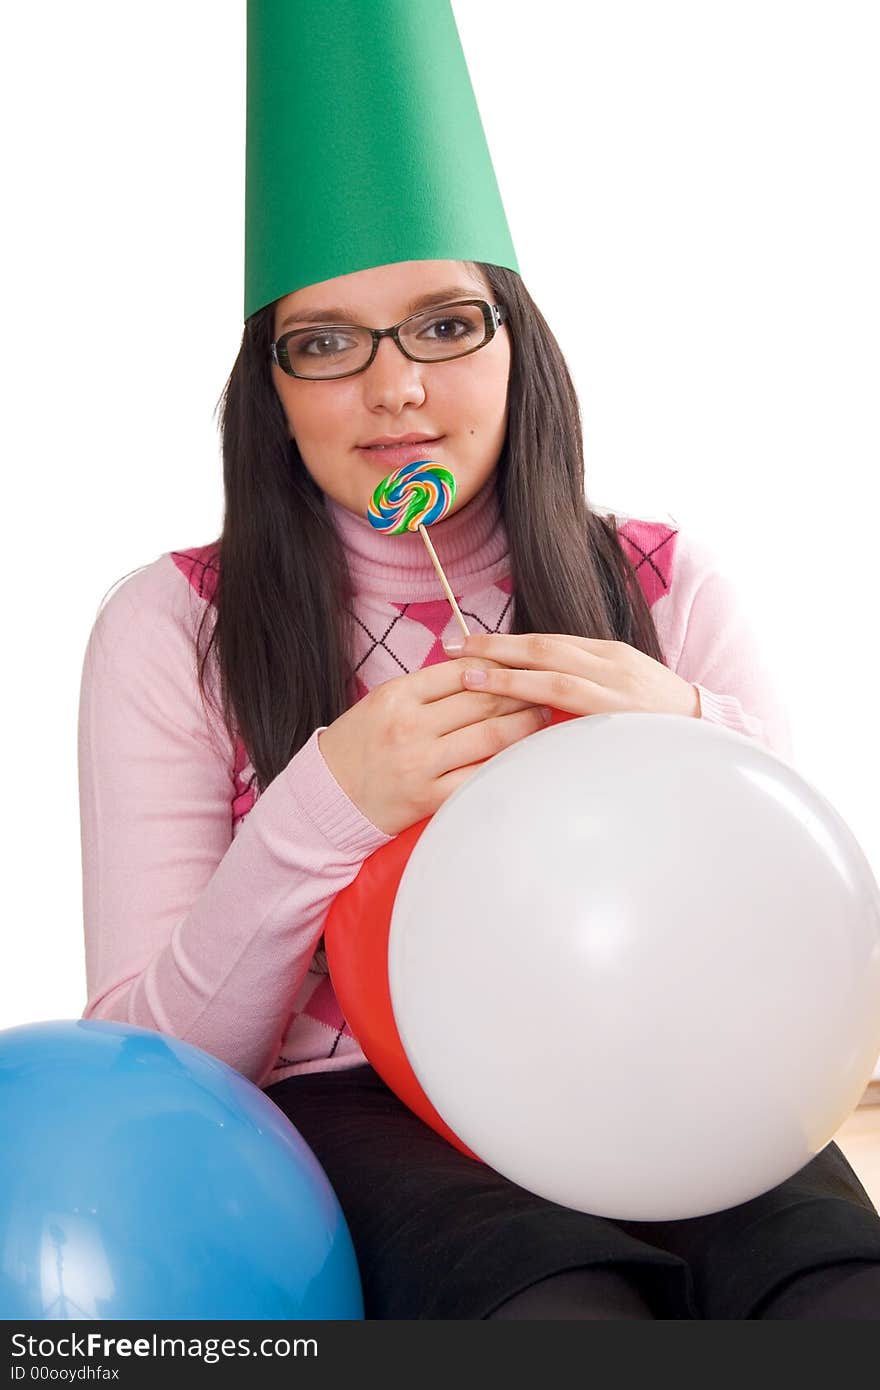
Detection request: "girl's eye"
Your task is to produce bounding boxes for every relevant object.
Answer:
[419,316,474,341]
[301,331,359,356]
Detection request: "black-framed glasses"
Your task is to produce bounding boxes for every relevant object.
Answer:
[269,299,507,380]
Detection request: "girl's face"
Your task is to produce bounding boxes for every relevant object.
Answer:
[271,260,511,521]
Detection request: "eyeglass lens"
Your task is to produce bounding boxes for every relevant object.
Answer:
[283,303,489,378]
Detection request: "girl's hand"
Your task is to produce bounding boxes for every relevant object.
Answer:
[442,633,701,719]
[317,657,551,837]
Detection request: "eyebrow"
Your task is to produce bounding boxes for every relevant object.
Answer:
[278,286,481,330]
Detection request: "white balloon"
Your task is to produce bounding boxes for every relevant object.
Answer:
[388,714,880,1221]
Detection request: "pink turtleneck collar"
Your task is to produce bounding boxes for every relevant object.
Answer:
[323,473,511,601]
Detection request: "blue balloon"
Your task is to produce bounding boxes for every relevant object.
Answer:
[0,1020,364,1319]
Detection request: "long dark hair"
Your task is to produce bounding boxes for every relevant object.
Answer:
[198,262,667,793]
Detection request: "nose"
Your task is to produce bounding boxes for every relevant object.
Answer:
[361,335,427,410]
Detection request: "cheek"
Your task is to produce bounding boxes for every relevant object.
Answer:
[454,360,509,437]
[278,381,353,448]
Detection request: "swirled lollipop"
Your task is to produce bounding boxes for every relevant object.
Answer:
[367,459,470,636]
[367,458,456,534]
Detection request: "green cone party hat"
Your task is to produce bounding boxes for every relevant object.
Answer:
[244,0,519,320]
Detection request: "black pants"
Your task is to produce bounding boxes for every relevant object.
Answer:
[264,1063,880,1319]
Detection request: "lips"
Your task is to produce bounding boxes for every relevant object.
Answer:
[357,437,445,467]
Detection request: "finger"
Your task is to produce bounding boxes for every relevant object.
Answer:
[427,686,541,738]
[434,704,551,778]
[416,655,508,707]
[448,632,616,673]
[459,663,619,714]
[415,653,507,700]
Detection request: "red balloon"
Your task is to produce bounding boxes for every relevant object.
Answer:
[324,708,576,1158]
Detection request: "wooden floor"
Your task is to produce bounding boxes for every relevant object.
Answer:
[834,1080,880,1209]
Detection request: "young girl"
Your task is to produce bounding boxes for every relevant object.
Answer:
[78,254,880,1319]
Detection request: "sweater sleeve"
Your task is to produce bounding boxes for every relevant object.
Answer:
[651,527,796,765]
[77,555,393,1089]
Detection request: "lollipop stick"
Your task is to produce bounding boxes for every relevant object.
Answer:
[417,523,471,637]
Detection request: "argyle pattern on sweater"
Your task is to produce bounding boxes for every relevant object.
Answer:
[170,517,677,1072]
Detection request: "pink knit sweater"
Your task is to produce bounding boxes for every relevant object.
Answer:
[78,477,794,1090]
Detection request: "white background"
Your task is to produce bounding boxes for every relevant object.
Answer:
[1,2,877,1076]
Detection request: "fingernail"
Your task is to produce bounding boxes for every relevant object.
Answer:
[443,637,465,653]
[540,706,553,722]
[463,668,488,686]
